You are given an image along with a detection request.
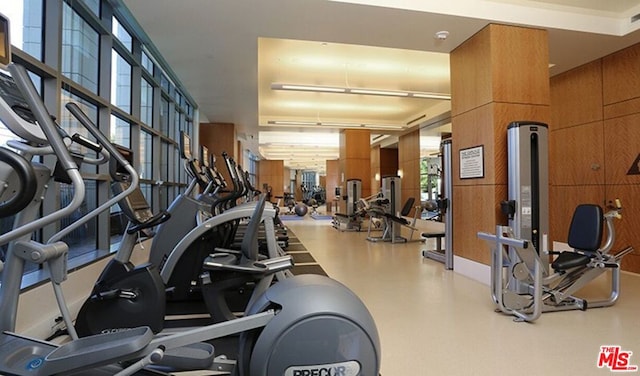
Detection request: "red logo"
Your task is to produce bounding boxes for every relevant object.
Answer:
[598,346,638,372]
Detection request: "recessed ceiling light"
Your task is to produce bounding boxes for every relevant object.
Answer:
[435,31,449,40]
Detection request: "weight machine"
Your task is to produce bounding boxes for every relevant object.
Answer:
[477,121,633,322]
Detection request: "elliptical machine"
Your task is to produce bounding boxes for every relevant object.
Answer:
[0,15,382,374]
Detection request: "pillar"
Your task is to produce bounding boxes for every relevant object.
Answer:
[450,24,550,265]
[339,129,372,199]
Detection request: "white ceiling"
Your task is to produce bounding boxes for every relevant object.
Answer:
[122,0,640,173]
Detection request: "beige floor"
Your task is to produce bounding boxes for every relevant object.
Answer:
[283,217,640,376]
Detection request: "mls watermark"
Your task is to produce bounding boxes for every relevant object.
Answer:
[598,346,638,372]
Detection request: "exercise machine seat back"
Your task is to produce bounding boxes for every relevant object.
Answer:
[551,204,603,272]
[400,197,415,217]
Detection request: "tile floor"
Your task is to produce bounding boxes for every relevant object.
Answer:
[284,217,640,376]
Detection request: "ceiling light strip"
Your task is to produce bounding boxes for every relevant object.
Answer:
[271,83,450,100]
[268,120,403,130]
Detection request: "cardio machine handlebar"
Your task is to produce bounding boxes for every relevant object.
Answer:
[0,64,86,247]
[66,102,132,171]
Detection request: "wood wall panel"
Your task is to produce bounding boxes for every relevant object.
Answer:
[550,60,603,129]
[604,96,640,120]
[453,184,507,264]
[258,160,284,198]
[340,129,372,198]
[603,113,640,185]
[452,104,497,186]
[490,24,550,106]
[549,121,604,186]
[450,26,493,116]
[549,38,640,273]
[199,123,236,157]
[199,122,237,184]
[548,185,604,245]
[370,146,380,193]
[325,159,340,212]
[380,148,399,178]
[602,43,640,105]
[399,130,420,216]
[342,129,371,159]
[604,185,640,269]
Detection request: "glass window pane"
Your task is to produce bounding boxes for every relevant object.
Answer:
[110,115,130,148]
[160,141,169,181]
[111,50,131,113]
[172,106,180,140]
[61,2,99,93]
[140,77,153,126]
[159,186,168,211]
[140,183,152,208]
[1,0,43,60]
[141,50,154,74]
[160,96,169,135]
[140,130,152,180]
[112,16,132,52]
[160,73,170,93]
[60,180,98,256]
[80,0,100,16]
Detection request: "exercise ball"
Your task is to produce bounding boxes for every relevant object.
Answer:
[294,203,308,216]
[423,200,438,211]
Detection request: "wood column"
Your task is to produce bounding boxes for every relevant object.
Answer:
[339,129,371,199]
[325,159,340,213]
[370,145,399,194]
[399,130,420,216]
[199,122,237,184]
[258,160,285,199]
[450,24,550,265]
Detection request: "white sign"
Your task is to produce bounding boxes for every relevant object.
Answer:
[459,145,484,179]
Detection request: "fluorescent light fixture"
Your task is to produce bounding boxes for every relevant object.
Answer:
[268,120,403,130]
[268,120,319,126]
[365,124,404,130]
[411,92,451,100]
[271,83,450,100]
[277,84,346,93]
[350,88,409,97]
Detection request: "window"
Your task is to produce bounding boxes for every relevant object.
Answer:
[1,0,43,60]
[160,96,169,135]
[111,50,132,113]
[59,180,98,258]
[420,157,441,202]
[80,0,100,16]
[112,16,132,52]
[61,2,99,93]
[141,50,154,73]
[110,115,130,148]
[0,0,197,284]
[140,77,153,126]
[139,129,152,180]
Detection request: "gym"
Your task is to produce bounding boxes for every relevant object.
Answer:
[0,0,640,375]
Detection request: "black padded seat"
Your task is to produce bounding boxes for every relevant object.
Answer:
[551,252,591,271]
[384,213,410,226]
[551,204,603,272]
